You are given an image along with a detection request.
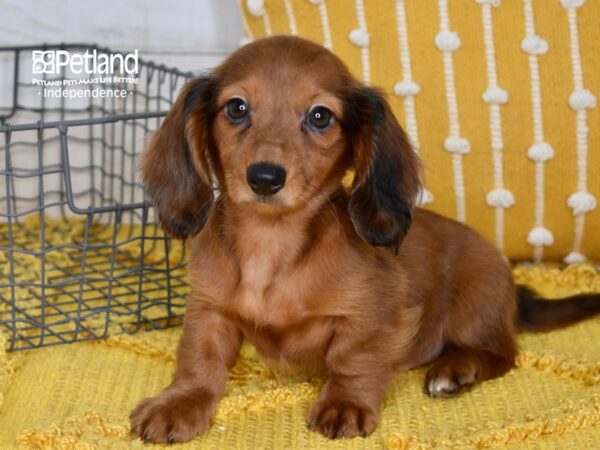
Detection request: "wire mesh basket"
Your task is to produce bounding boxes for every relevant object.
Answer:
[0,44,195,351]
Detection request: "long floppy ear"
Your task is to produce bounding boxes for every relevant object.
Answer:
[345,84,422,252]
[140,76,218,239]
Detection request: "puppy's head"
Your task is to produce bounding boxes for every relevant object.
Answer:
[142,36,421,250]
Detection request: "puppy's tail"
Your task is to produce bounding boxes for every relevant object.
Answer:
[517,285,600,332]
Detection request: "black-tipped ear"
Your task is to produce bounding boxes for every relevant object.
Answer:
[140,76,218,239]
[345,85,422,252]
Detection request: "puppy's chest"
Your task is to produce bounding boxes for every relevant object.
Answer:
[232,252,305,327]
[228,253,333,365]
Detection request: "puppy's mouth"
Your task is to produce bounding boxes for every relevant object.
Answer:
[253,194,280,205]
[238,189,299,213]
[248,193,293,211]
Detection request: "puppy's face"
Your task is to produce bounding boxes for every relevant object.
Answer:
[214,70,347,212]
[209,39,355,213]
[142,36,421,250]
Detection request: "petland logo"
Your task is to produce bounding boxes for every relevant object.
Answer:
[32,49,139,75]
[31,49,139,99]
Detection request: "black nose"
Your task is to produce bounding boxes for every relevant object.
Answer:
[246,162,286,196]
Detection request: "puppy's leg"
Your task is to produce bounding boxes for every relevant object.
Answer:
[425,267,518,398]
[308,373,391,439]
[308,333,393,439]
[425,344,515,397]
[130,305,242,443]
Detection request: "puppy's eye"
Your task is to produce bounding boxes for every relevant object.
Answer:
[306,106,333,131]
[224,98,249,122]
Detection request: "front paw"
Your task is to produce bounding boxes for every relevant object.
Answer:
[307,399,378,439]
[130,387,215,443]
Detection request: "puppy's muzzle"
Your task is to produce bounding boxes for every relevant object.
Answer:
[246,162,286,196]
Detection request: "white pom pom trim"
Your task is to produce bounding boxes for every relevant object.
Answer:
[527,226,554,246]
[348,29,370,48]
[567,191,597,215]
[482,86,508,104]
[443,136,471,154]
[476,0,501,5]
[486,188,515,208]
[563,251,587,264]
[568,89,597,111]
[246,0,265,17]
[417,189,434,206]
[560,0,585,8]
[527,142,554,162]
[435,31,461,52]
[520,35,549,55]
[393,80,420,97]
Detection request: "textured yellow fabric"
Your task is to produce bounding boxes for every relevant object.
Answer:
[0,265,599,449]
[238,0,600,262]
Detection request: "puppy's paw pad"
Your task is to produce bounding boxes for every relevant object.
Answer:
[307,400,377,439]
[130,389,214,443]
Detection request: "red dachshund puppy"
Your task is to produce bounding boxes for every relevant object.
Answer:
[131,36,600,443]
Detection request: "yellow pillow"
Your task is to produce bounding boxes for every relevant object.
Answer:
[238,0,599,262]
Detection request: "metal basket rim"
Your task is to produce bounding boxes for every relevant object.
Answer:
[0,110,168,133]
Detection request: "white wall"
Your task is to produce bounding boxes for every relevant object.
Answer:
[0,0,245,71]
